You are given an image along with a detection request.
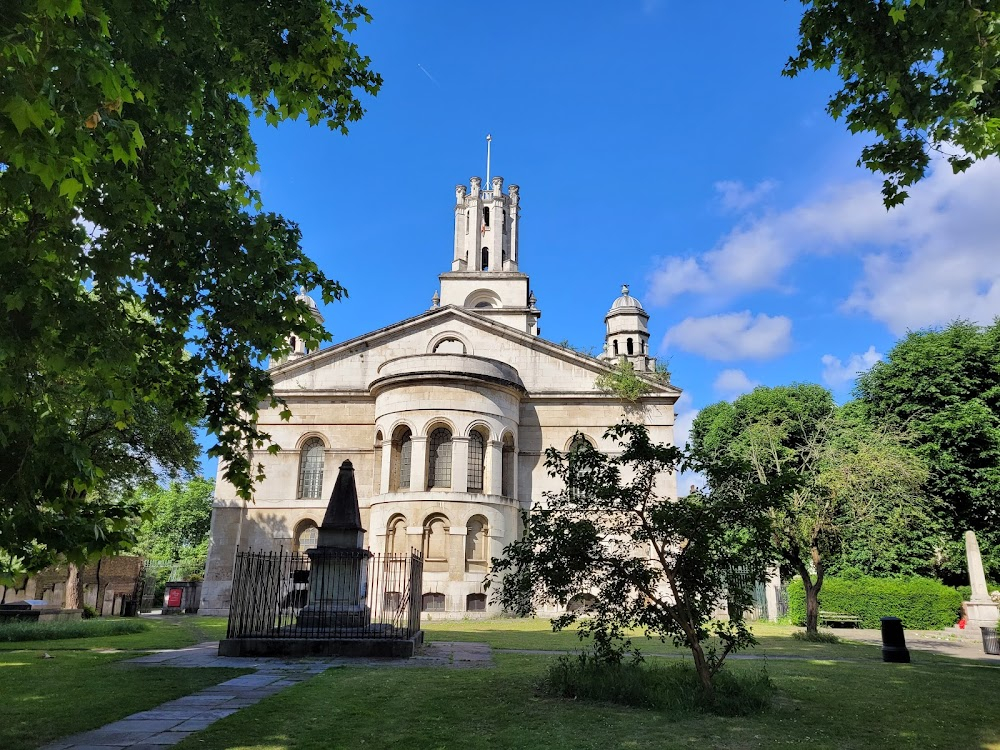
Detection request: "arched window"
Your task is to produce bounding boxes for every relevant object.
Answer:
[289,335,297,351]
[501,433,515,497]
[466,593,487,611]
[427,428,452,489]
[467,430,485,492]
[613,339,619,356]
[481,247,489,271]
[385,516,407,555]
[373,430,383,493]
[294,521,318,554]
[567,593,597,613]
[423,515,449,560]
[568,435,595,500]
[298,438,325,499]
[483,207,490,227]
[422,592,446,612]
[390,427,412,491]
[627,337,634,355]
[466,516,488,562]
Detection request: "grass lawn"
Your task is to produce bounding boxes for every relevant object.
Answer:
[1,616,243,750]
[423,617,884,661]
[174,651,1000,750]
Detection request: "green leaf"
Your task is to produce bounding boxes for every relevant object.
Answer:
[59,177,83,201]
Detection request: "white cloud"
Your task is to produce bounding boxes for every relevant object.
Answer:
[821,345,882,389]
[647,157,1000,333]
[713,368,760,400]
[663,311,792,361]
[714,179,776,213]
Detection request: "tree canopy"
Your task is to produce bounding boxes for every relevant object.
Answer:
[856,319,1000,579]
[690,384,929,633]
[0,2,380,563]
[785,0,1000,206]
[490,423,774,695]
[132,477,214,579]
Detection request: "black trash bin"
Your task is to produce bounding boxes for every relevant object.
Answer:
[982,627,1000,655]
[881,616,910,663]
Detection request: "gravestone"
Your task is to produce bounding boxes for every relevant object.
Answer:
[964,530,999,629]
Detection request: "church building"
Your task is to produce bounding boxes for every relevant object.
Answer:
[199,174,682,617]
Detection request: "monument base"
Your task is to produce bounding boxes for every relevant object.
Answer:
[296,604,370,629]
[219,628,423,658]
[965,600,1000,629]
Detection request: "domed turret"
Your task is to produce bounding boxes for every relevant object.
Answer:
[602,284,655,372]
[271,287,325,367]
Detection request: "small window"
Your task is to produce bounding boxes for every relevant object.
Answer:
[466,210,470,235]
[481,247,489,271]
[502,209,507,235]
[483,207,490,227]
[613,339,619,356]
[294,522,318,553]
[422,592,446,612]
[289,335,297,351]
[627,337,634,355]
[466,593,487,612]
[474,301,493,309]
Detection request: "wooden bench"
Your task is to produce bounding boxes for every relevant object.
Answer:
[819,610,862,627]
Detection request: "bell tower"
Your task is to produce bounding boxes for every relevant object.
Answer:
[438,175,540,335]
[601,284,655,372]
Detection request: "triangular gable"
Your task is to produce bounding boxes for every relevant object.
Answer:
[271,305,681,399]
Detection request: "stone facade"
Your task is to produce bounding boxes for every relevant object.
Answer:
[200,176,682,617]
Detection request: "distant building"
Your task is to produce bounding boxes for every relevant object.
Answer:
[200,174,681,617]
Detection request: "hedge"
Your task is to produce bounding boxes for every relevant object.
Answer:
[787,575,962,630]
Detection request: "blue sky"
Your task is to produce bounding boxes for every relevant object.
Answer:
[200,2,1000,475]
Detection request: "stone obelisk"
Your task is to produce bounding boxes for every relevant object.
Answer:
[297,460,372,629]
[963,530,998,629]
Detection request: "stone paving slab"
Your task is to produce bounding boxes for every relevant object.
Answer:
[41,639,494,750]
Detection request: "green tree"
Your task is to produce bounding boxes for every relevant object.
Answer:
[785,0,1000,207]
[595,358,651,403]
[690,385,928,634]
[489,423,773,698]
[856,320,1000,580]
[0,2,380,561]
[1,395,199,587]
[132,477,214,579]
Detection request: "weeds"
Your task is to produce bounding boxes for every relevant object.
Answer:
[791,629,840,644]
[545,650,774,716]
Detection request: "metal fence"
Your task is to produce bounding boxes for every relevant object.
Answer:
[226,549,423,641]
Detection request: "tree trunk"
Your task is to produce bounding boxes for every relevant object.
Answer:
[804,579,820,635]
[65,563,83,610]
[689,637,715,698]
[94,557,104,617]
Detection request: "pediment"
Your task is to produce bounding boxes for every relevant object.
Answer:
[270,306,681,400]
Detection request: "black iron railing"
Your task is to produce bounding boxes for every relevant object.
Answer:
[226,549,423,640]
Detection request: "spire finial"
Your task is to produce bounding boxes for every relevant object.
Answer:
[485,134,492,191]
[621,283,629,296]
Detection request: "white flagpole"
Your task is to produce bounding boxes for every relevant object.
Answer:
[485,133,492,190]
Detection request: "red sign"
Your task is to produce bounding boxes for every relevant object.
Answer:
[166,588,183,608]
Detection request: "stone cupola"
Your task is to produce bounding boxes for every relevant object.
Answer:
[271,287,325,368]
[602,284,655,372]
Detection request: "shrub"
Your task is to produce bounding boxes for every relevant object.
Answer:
[0,618,148,642]
[81,605,99,620]
[791,630,840,643]
[545,651,774,716]
[788,575,962,629]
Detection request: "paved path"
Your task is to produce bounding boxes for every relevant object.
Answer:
[41,641,493,750]
[832,626,1000,662]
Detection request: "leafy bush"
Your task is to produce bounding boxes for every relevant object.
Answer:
[788,575,962,629]
[81,605,99,620]
[546,651,774,716]
[791,629,840,643]
[0,618,148,642]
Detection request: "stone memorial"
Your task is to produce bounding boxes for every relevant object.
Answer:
[963,530,999,629]
[297,460,372,629]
